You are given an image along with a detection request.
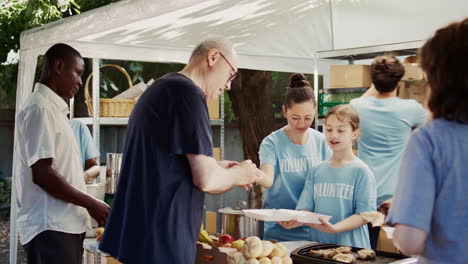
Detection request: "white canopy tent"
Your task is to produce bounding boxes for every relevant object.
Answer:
[11,0,468,262]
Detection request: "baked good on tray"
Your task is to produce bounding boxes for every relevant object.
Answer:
[332,253,355,263]
[309,249,325,257]
[334,246,352,254]
[357,248,376,260]
[323,249,338,259]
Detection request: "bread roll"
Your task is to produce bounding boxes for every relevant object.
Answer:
[229,252,246,264]
[282,256,293,264]
[245,259,260,264]
[258,241,274,258]
[242,236,263,259]
[270,256,283,264]
[258,257,272,264]
[268,243,288,258]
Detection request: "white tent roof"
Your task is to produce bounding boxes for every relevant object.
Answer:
[16,0,468,107]
[10,0,468,262]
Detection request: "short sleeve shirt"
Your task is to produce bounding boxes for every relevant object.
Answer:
[297,158,376,248]
[387,119,468,264]
[99,73,213,264]
[259,127,331,241]
[14,83,90,245]
[350,97,427,205]
[69,119,100,169]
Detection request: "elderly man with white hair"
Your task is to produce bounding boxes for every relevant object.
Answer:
[99,37,264,264]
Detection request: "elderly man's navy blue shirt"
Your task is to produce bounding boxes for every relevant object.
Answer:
[99,73,213,264]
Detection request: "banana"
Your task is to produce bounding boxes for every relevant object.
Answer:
[198,228,214,244]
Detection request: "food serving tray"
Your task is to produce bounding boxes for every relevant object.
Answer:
[242,209,332,224]
[291,243,417,264]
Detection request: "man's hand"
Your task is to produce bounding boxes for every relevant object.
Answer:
[236,160,263,186]
[307,217,337,234]
[218,160,239,169]
[378,198,393,217]
[278,220,303,229]
[86,198,110,227]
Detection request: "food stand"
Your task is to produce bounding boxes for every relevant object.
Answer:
[11,0,468,263]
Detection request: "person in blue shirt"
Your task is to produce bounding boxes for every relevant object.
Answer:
[68,119,100,183]
[258,73,331,241]
[387,18,468,264]
[281,104,376,248]
[350,55,427,248]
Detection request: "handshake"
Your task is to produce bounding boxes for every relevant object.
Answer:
[218,159,265,190]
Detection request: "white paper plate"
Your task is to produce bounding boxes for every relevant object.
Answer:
[243,209,332,224]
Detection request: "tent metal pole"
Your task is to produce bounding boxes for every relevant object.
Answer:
[92,58,100,150]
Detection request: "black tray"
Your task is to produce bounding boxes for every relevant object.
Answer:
[291,243,410,264]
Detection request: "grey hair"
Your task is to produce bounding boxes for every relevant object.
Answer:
[189,37,234,62]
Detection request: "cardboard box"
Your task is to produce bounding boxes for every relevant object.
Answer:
[208,98,220,119]
[84,250,122,264]
[213,148,221,161]
[377,226,399,254]
[330,65,371,88]
[205,211,217,234]
[398,80,427,104]
[401,63,424,81]
[195,243,237,264]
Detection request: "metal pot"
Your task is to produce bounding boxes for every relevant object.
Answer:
[218,201,263,239]
[106,153,122,194]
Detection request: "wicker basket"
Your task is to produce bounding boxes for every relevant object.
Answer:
[84,64,135,117]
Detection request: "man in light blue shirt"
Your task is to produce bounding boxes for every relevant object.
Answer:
[69,119,100,182]
[350,56,427,208]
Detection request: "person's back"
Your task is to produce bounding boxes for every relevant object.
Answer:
[391,119,468,263]
[350,96,426,205]
[69,119,99,170]
[350,56,427,206]
[388,18,468,263]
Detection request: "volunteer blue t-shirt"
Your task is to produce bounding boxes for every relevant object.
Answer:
[259,127,331,241]
[350,97,427,206]
[297,158,376,248]
[99,73,213,264]
[387,119,468,264]
[68,119,100,169]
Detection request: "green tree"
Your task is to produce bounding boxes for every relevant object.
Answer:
[0,0,120,106]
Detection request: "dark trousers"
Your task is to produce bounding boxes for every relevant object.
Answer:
[367,223,380,250]
[24,230,85,264]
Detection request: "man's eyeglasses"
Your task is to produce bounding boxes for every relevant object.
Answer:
[219,52,238,83]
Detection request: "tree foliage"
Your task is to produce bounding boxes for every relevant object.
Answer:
[0,0,121,106]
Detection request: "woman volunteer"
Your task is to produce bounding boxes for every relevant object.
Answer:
[258,73,331,241]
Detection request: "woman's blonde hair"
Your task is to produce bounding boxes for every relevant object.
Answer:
[325,104,360,131]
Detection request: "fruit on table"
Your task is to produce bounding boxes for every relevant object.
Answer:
[96,227,105,241]
[218,234,235,247]
[231,239,245,250]
[198,228,213,244]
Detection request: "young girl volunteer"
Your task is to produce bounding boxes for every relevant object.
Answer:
[258,73,331,241]
[281,105,376,248]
